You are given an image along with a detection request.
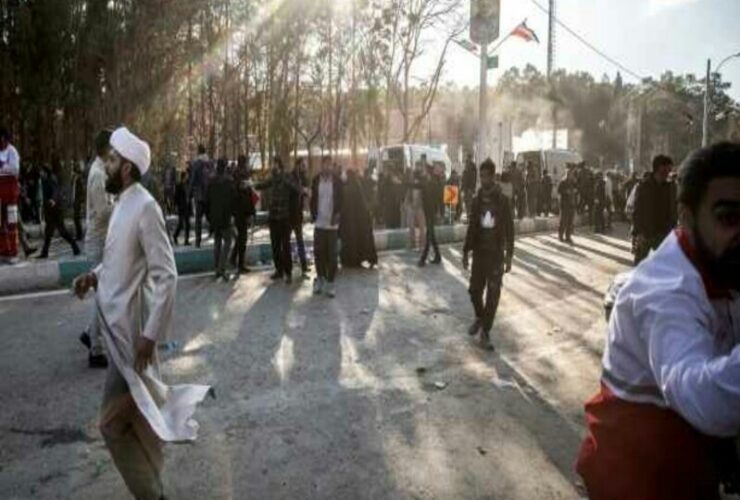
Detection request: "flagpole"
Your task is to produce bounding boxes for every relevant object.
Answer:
[478,42,489,167]
[488,31,513,55]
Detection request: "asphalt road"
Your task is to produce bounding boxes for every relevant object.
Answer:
[0,225,633,500]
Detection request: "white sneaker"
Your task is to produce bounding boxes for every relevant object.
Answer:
[325,282,336,298]
[313,278,324,295]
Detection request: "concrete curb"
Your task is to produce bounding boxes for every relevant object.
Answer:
[2,216,571,295]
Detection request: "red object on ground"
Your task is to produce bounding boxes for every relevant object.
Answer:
[575,383,721,500]
[0,175,20,258]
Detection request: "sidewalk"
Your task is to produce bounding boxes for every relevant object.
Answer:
[0,215,569,295]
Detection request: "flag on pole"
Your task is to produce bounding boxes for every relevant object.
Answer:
[454,38,479,56]
[510,20,540,43]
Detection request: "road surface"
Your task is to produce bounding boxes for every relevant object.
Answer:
[0,225,633,499]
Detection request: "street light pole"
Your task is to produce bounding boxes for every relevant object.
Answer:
[702,51,740,147]
[702,58,711,147]
[478,42,488,164]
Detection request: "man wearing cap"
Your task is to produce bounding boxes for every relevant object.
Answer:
[73,127,210,500]
[78,130,113,368]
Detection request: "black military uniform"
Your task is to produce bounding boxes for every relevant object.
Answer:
[463,183,514,349]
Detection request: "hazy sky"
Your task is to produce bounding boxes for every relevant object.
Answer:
[437,0,740,100]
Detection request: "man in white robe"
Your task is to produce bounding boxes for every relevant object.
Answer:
[74,127,210,500]
[576,142,740,500]
[79,129,113,368]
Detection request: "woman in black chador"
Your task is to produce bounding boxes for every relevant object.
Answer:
[339,169,378,268]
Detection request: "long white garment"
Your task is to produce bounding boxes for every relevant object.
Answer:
[95,183,210,442]
[85,157,113,261]
[603,231,740,437]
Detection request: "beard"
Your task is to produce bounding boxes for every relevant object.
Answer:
[105,167,124,195]
[692,224,740,291]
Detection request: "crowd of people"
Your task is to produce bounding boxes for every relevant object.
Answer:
[6,120,740,499]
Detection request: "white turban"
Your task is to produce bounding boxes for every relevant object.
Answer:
[110,127,151,176]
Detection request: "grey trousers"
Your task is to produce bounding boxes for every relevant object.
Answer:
[100,364,164,500]
[314,228,338,282]
[213,226,233,275]
[86,242,105,355]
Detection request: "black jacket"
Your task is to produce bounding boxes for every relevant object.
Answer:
[233,167,256,223]
[207,173,236,230]
[289,168,309,226]
[174,181,190,215]
[310,174,343,223]
[421,174,443,217]
[463,185,514,264]
[462,162,477,192]
[633,175,677,239]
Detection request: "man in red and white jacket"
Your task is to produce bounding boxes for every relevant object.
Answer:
[577,142,740,500]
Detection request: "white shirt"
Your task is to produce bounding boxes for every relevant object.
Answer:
[94,183,210,442]
[0,143,20,177]
[85,157,113,260]
[605,176,614,202]
[315,176,337,230]
[603,231,740,437]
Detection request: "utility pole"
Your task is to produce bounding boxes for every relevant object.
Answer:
[547,0,557,149]
[702,58,711,147]
[478,42,488,164]
[703,52,740,147]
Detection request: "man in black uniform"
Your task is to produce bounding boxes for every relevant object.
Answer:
[255,157,300,283]
[558,168,578,243]
[231,154,256,274]
[631,154,676,265]
[289,157,310,279]
[461,154,477,220]
[418,163,443,267]
[462,159,514,351]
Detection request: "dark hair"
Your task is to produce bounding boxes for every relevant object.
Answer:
[0,127,9,141]
[94,129,112,156]
[652,154,673,172]
[197,144,206,155]
[480,158,496,175]
[120,155,142,182]
[678,142,740,211]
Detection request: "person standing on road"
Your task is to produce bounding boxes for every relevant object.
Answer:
[38,159,81,258]
[71,161,86,241]
[173,170,191,246]
[418,163,442,267]
[79,129,113,369]
[188,144,212,248]
[462,159,514,351]
[525,162,540,218]
[72,127,210,500]
[255,157,300,284]
[461,154,477,220]
[576,142,740,500]
[208,158,236,280]
[289,157,310,279]
[631,154,677,265]
[230,154,256,275]
[339,169,377,269]
[311,155,342,297]
[558,169,578,244]
[405,160,427,251]
[539,169,553,216]
[448,168,462,221]
[511,162,527,220]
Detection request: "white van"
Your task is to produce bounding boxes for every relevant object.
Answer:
[516,149,583,182]
[375,144,453,179]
